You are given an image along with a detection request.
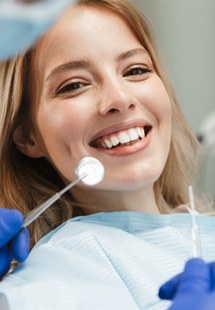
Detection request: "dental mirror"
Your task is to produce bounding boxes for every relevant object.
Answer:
[75,156,104,186]
[22,157,104,227]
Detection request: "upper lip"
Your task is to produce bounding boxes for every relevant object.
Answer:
[89,119,152,145]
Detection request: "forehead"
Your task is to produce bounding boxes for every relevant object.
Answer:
[41,4,137,40]
[32,4,143,62]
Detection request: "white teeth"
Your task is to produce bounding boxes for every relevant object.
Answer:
[137,127,145,138]
[98,126,147,149]
[118,131,130,144]
[104,138,112,149]
[101,140,108,149]
[110,136,119,146]
[128,128,139,141]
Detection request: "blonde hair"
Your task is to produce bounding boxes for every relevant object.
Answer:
[0,0,199,247]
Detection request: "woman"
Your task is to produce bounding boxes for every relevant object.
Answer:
[0,0,197,247]
[0,0,214,309]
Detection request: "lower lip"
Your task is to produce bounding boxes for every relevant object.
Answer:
[95,130,152,157]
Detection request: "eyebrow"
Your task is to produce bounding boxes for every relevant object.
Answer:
[45,61,89,82]
[116,47,148,62]
[45,48,148,82]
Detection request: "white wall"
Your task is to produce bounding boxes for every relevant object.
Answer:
[133,0,215,196]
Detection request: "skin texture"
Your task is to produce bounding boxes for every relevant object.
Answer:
[14,5,172,214]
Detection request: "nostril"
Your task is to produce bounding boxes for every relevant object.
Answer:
[130,103,135,109]
[108,108,119,114]
[98,92,136,115]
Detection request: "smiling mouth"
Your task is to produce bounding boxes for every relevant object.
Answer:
[90,126,152,149]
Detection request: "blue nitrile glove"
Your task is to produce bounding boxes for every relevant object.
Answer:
[0,0,76,60]
[0,208,30,277]
[159,258,215,310]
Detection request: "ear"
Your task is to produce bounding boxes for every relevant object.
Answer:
[13,125,45,158]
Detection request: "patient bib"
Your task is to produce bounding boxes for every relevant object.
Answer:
[0,211,215,309]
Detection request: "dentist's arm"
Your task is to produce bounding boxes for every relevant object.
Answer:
[159,258,215,310]
[0,209,29,277]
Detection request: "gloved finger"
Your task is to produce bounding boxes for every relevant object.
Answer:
[0,209,24,247]
[0,245,13,277]
[158,273,182,300]
[208,262,215,290]
[177,258,210,295]
[9,228,30,262]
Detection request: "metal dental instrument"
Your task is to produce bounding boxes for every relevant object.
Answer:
[22,157,105,227]
[187,185,202,258]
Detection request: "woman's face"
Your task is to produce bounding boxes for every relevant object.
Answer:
[26,5,171,195]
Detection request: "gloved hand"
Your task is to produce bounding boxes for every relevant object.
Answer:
[159,258,215,310]
[0,0,76,60]
[0,208,30,277]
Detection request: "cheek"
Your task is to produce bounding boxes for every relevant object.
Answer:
[137,77,172,125]
[149,78,171,115]
[33,103,91,181]
[140,78,172,154]
[35,102,90,143]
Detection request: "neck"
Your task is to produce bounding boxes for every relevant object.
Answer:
[71,186,160,215]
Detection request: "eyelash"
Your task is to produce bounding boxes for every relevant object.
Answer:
[123,67,152,77]
[56,67,152,95]
[56,82,86,95]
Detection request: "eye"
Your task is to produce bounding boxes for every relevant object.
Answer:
[56,81,87,95]
[123,67,152,77]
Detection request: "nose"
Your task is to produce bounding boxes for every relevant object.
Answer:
[98,78,136,115]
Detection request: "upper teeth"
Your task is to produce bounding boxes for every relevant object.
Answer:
[98,127,145,149]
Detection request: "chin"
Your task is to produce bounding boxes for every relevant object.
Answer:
[101,171,160,192]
